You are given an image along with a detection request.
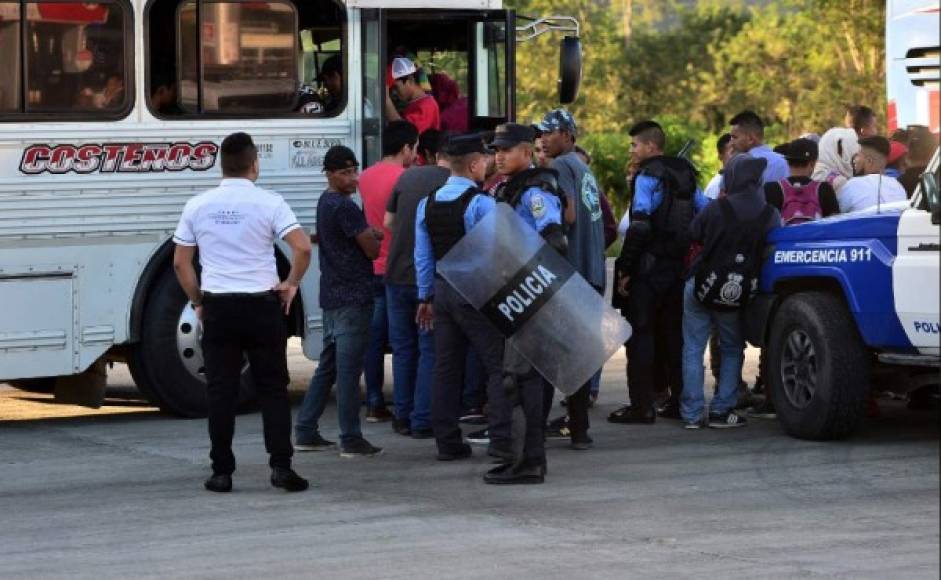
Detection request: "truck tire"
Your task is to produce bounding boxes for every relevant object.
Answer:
[767,291,870,440]
[128,267,256,417]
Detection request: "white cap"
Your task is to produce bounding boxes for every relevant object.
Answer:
[391,57,417,80]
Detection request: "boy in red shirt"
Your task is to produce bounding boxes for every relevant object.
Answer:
[385,57,441,135]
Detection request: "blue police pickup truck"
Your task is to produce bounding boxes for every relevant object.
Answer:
[747,151,940,440]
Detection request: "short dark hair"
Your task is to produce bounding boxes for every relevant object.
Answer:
[858,135,891,158]
[383,120,419,157]
[220,132,257,176]
[717,133,732,156]
[419,129,445,159]
[847,105,876,133]
[449,152,484,174]
[730,110,764,137]
[628,120,666,151]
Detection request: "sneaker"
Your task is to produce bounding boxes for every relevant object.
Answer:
[545,415,570,439]
[339,438,383,458]
[746,399,776,420]
[683,419,703,430]
[657,400,682,420]
[295,433,337,452]
[608,405,656,424]
[707,412,747,429]
[270,468,309,492]
[466,428,490,445]
[570,435,594,451]
[436,443,472,461]
[392,418,411,436]
[459,408,486,424]
[366,407,394,423]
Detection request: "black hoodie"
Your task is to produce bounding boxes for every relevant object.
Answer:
[687,154,781,277]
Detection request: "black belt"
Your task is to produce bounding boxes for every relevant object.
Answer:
[203,290,276,299]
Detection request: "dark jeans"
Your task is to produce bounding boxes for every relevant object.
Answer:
[296,304,372,445]
[625,276,684,413]
[386,283,434,431]
[201,293,292,475]
[363,276,388,410]
[431,279,509,455]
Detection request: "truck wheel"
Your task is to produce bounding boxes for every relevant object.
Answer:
[128,267,256,417]
[767,292,870,440]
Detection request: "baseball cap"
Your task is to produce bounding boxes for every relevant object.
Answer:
[887,140,908,165]
[535,108,577,134]
[490,123,536,148]
[779,138,818,163]
[444,133,489,156]
[322,145,359,172]
[391,57,417,81]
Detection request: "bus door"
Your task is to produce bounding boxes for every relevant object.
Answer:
[360,8,515,167]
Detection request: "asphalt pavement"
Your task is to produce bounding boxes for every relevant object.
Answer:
[0,345,938,579]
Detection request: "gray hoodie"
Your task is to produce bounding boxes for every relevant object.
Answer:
[688,154,781,277]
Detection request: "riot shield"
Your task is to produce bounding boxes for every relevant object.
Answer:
[437,204,632,395]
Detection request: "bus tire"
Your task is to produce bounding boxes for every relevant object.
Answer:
[129,266,256,418]
[767,291,869,440]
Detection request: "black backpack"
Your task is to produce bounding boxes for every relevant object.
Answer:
[693,199,773,311]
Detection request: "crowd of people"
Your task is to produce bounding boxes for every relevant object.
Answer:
[172,88,938,491]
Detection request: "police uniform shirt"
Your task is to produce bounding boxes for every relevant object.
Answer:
[515,186,562,233]
[632,174,710,216]
[414,176,495,300]
[173,178,301,293]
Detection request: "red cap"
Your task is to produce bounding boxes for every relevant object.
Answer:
[888,140,908,165]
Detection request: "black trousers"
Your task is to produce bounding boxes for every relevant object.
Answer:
[201,293,293,475]
[431,280,510,455]
[504,345,547,463]
[625,276,684,413]
[564,284,605,441]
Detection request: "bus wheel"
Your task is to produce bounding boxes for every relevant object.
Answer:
[767,292,869,440]
[129,267,256,418]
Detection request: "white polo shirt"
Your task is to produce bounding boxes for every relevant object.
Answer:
[837,174,908,214]
[173,178,302,293]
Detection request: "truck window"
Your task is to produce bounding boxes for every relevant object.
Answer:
[0,1,131,118]
[147,0,345,118]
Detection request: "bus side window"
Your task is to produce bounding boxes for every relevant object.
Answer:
[0,1,131,118]
[147,0,345,119]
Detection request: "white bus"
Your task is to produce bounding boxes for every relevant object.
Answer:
[0,0,581,416]
[886,0,939,134]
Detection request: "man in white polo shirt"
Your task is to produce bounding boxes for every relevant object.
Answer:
[173,132,313,493]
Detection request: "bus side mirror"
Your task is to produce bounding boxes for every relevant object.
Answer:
[559,36,582,104]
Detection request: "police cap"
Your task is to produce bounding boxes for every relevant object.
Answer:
[445,133,489,156]
[490,123,536,149]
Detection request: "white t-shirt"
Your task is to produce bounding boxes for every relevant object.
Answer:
[837,174,908,214]
[173,178,301,293]
[704,172,723,200]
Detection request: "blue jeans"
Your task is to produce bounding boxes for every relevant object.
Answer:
[363,277,388,410]
[296,304,372,445]
[680,278,744,422]
[386,284,435,430]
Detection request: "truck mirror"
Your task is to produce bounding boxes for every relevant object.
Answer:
[920,172,940,225]
[559,36,582,104]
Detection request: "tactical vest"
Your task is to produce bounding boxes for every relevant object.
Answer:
[633,156,698,261]
[425,187,480,260]
[495,167,566,211]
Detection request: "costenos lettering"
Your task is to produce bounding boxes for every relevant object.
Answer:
[19,142,219,175]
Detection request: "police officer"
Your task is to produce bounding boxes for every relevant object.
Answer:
[484,123,566,484]
[173,132,313,493]
[611,121,708,424]
[414,134,512,462]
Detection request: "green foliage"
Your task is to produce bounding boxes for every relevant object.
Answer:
[508,0,887,141]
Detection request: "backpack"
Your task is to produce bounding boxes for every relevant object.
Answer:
[694,199,773,311]
[779,179,822,225]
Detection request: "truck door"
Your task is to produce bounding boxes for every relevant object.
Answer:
[359,8,515,167]
[892,154,941,355]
